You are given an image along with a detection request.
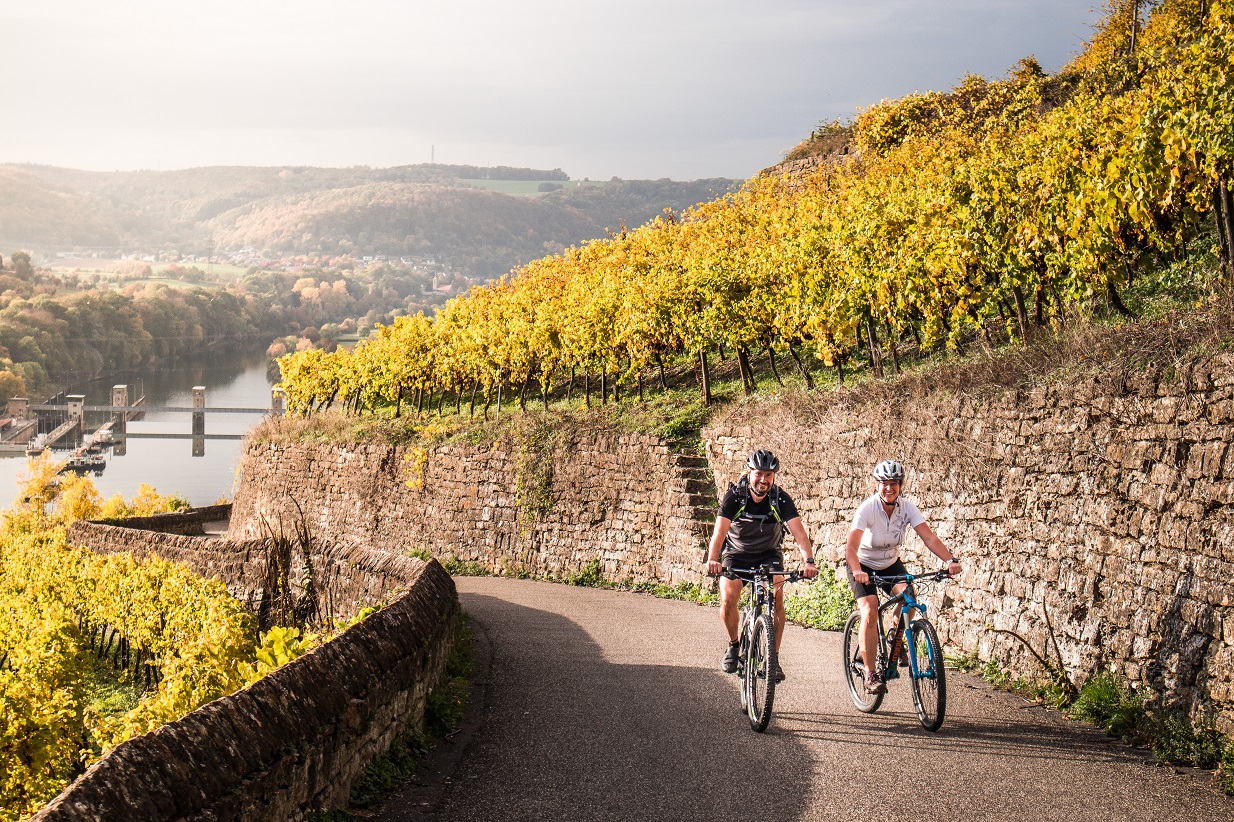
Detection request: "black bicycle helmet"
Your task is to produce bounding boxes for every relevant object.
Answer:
[746,449,780,472]
[872,459,905,482]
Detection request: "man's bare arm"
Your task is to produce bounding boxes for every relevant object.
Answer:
[705,516,732,575]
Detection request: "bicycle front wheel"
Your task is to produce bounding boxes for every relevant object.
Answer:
[745,611,776,732]
[737,616,750,715]
[841,611,883,712]
[909,618,946,731]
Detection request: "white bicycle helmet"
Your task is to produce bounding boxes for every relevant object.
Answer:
[872,459,905,482]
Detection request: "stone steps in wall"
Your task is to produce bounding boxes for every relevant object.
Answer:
[679,468,718,488]
[686,492,719,508]
[682,477,715,495]
[692,506,717,525]
[669,454,719,538]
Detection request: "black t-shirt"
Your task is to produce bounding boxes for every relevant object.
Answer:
[719,482,799,557]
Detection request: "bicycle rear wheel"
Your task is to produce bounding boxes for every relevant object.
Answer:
[909,618,946,731]
[745,611,776,732]
[841,611,883,712]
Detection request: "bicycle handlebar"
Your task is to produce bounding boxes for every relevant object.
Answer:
[720,565,803,583]
[866,568,953,585]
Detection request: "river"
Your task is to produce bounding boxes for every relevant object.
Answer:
[0,350,277,510]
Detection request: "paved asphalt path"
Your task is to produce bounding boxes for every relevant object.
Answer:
[376,578,1234,822]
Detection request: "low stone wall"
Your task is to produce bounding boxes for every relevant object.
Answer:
[67,521,431,624]
[228,429,716,587]
[705,357,1234,730]
[42,521,459,820]
[94,503,232,536]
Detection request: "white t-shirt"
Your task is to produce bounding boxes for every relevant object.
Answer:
[850,494,926,570]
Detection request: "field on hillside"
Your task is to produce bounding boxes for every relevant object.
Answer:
[46,258,254,279]
[459,179,607,196]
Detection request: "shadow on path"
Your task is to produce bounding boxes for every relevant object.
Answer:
[382,591,814,822]
[780,709,1136,765]
[376,581,1234,822]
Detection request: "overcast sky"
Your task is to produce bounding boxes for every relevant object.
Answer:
[0,1,1100,181]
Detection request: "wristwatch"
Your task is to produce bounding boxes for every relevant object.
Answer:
[805,558,816,565]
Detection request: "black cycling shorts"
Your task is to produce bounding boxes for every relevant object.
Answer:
[722,549,785,580]
[847,558,908,600]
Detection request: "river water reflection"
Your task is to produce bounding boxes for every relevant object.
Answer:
[0,351,277,510]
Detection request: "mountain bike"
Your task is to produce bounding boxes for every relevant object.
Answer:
[726,564,801,732]
[841,568,952,731]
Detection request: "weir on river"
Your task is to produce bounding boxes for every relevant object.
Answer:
[0,356,279,510]
[14,384,283,458]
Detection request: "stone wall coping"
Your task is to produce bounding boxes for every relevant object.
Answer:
[90,504,233,536]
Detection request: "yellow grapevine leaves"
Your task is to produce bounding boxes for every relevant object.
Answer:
[278,1,1234,413]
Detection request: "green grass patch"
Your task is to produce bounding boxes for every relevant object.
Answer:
[784,574,855,631]
[343,614,475,814]
[954,660,1234,794]
[82,656,144,759]
[565,558,605,587]
[624,579,721,606]
[439,556,492,577]
[1068,670,1149,741]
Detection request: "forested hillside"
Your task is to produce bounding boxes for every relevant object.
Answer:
[0,164,738,279]
[0,249,455,401]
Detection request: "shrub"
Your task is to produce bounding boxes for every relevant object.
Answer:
[1217,743,1234,795]
[1069,671,1148,740]
[565,558,604,587]
[785,573,855,630]
[1151,711,1225,770]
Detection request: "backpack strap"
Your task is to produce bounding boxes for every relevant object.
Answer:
[729,478,751,521]
[768,486,788,532]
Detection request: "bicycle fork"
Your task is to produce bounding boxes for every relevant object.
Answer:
[736,615,748,677]
[904,620,939,680]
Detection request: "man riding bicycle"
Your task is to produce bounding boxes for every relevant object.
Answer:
[846,459,960,694]
[706,449,818,679]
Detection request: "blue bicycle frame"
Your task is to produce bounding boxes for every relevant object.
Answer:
[870,571,941,682]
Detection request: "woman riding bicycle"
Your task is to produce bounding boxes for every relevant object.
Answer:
[846,459,960,694]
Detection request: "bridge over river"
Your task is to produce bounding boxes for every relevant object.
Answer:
[375,578,1233,822]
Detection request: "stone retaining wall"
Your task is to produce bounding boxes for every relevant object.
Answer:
[228,430,716,587]
[705,358,1234,730]
[41,523,459,820]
